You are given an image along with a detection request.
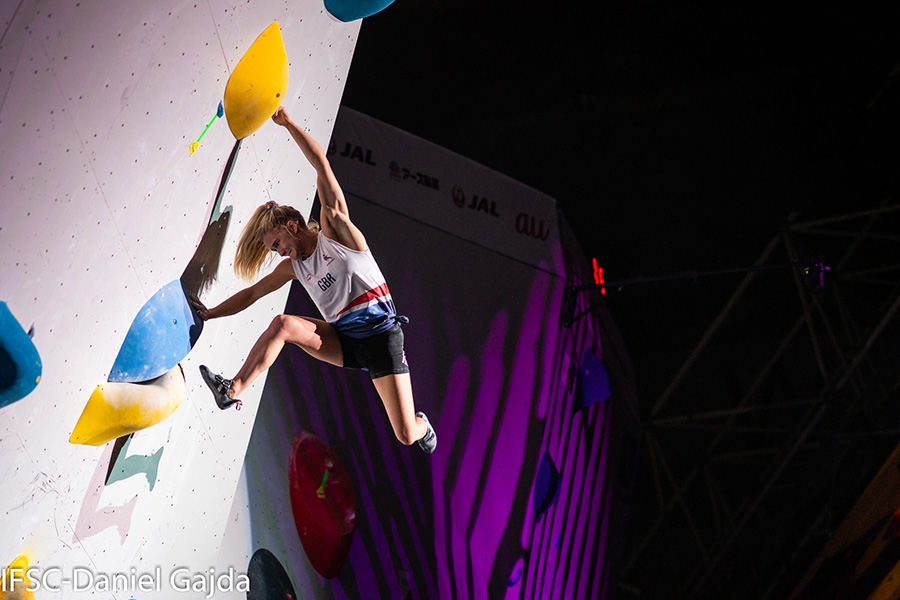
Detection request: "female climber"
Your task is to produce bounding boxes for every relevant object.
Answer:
[190,106,436,454]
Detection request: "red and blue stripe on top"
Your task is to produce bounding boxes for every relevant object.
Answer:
[291,233,399,338]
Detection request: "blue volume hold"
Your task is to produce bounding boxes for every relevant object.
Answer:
[108,280,203,383]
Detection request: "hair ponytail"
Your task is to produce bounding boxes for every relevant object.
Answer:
[234,202,311,280]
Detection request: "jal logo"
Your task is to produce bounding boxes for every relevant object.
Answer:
[451,186,466,208]
[515,213,551,240]
[452,186,499,217]
[337,142,376,165]
[469,195,499,217]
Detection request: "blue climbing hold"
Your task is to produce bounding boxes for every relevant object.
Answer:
[0,302,42,408]
[507,558,524,587]
[108,280,203,383]
[573,349,611,413]
[533,451,561,522]
[324,0,394,22]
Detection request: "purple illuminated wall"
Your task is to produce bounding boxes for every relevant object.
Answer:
[240,113,639,599]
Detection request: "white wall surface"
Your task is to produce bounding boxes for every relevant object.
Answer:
[0,0,359,597]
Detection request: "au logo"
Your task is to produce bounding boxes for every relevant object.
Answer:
[515,213,550,240]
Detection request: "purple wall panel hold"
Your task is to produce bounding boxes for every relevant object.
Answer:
[533,452,561,522]
[574,349,613,412]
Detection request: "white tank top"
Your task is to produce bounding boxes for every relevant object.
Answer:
[291,233,398,338]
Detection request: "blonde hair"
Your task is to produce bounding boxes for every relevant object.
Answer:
[234,202,318,280]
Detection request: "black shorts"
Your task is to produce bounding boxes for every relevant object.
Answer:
[338,323,410,379]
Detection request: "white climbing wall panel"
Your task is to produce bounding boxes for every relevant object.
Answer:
[0,0,359,596]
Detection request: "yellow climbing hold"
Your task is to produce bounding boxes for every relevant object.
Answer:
[223,22,289,140]
[1,555,36,600]
[69,365,186,446]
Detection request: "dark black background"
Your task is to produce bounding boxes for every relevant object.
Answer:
[342,1,899,400]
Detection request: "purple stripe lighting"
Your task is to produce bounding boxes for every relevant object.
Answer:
[470,275,556,593]
[433,355,472,598]
[245,233,624,598]
[443,311,509,596]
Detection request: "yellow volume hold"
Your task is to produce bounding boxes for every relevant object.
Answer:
[69,365,186,446]
[1,555,36,600]
[224,22,289,140]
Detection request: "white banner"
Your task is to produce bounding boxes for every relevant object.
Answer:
[329,107,562,277]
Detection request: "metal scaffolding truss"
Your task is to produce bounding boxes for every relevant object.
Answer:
[615,202,900,599]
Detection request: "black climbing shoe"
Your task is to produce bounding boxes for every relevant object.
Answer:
[416,412,437,454]
[199,365,242,410]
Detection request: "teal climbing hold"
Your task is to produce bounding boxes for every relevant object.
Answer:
[324,0,394,22]
[0,302,42,408]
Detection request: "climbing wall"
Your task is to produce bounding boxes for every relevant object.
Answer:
[0,0,360,597]
[241,108,640,599]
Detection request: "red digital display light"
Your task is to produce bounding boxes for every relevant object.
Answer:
[592,259,606,295]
